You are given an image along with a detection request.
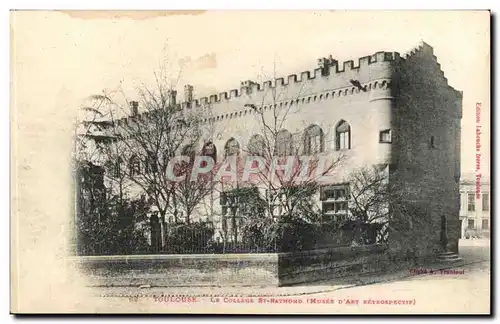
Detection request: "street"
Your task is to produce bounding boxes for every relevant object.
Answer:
[90,239,490,314]
[307,239,490,314]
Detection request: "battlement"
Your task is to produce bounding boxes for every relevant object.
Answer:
[119,42,445,122]
[184,49,404,109]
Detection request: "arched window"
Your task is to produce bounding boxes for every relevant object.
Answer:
[202,142,217,162]
[145,151,158,174]
[335,120,351,150]
[248,134,266,156]
[276,129,293,156]
[303,124,324,154]
[224,138,240,158]
[129,155,141,176]
[105,158,122,178]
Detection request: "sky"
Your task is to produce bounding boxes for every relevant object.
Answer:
[11,10,490,177]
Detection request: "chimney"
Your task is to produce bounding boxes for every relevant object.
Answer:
[184,84,194,102]
[318,55,337,76]
[240,80,255,95]
[169,90,177,106]
[129,101,139,116]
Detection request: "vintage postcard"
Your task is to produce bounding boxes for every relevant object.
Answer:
[10,10,491,314]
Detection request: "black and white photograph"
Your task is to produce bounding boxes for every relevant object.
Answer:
[10,10,491,314]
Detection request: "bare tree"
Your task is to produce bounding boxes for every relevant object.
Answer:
[74,95,153,255]
[82,72,216,251]
[212,66,347,251]
[347,165,447,255]
[241,81,346,221]
[346,165,394,245]
[170,133,218,225]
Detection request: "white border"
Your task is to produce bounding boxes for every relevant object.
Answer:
[3,1,497,323]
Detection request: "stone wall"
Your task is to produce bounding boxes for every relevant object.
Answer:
[73,253,280,287]
[73,244,435,287]
[392,41,463,254]
[278,244,388,286]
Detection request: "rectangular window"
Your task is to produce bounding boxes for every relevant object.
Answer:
[313,136,321,154]
[337,132,350,150]
[146,156,158,174]
[113,163,121,177]
[321,184,349,218]
[482,219,489,230]
[322,202,335,213]
[335,202,348,213]
[482,193,489,211]
[130,161,141,176]
[460,192,466,211]
[468,219,475,229]
[468,193,475,211]
[323,189,335,200]
[379,129,392,143]
[339,133,346,150]
[430,136,436,149]
[268,188,287,218]
[306,135,322,155]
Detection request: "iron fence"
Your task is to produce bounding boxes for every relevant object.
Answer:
[76,216,386,256]
[150,218,383,254]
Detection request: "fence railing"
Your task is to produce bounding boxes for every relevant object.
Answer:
[153,219,383,255]
[76,218,385,256]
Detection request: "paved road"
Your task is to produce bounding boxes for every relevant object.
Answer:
[304,239,490,314]
[309,252,489,314]
[91,239,490,314]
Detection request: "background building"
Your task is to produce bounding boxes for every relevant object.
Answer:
[460,176,490,238]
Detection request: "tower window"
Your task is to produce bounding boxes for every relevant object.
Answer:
[379,129,392,143]
[430,136,436,149]
[335,120,351,151]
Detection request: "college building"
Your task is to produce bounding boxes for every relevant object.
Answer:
[80,41,463,255]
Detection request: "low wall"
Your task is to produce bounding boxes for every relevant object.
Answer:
[278,244,389,286]
[73,253,279,287]
[74,244,434,287]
